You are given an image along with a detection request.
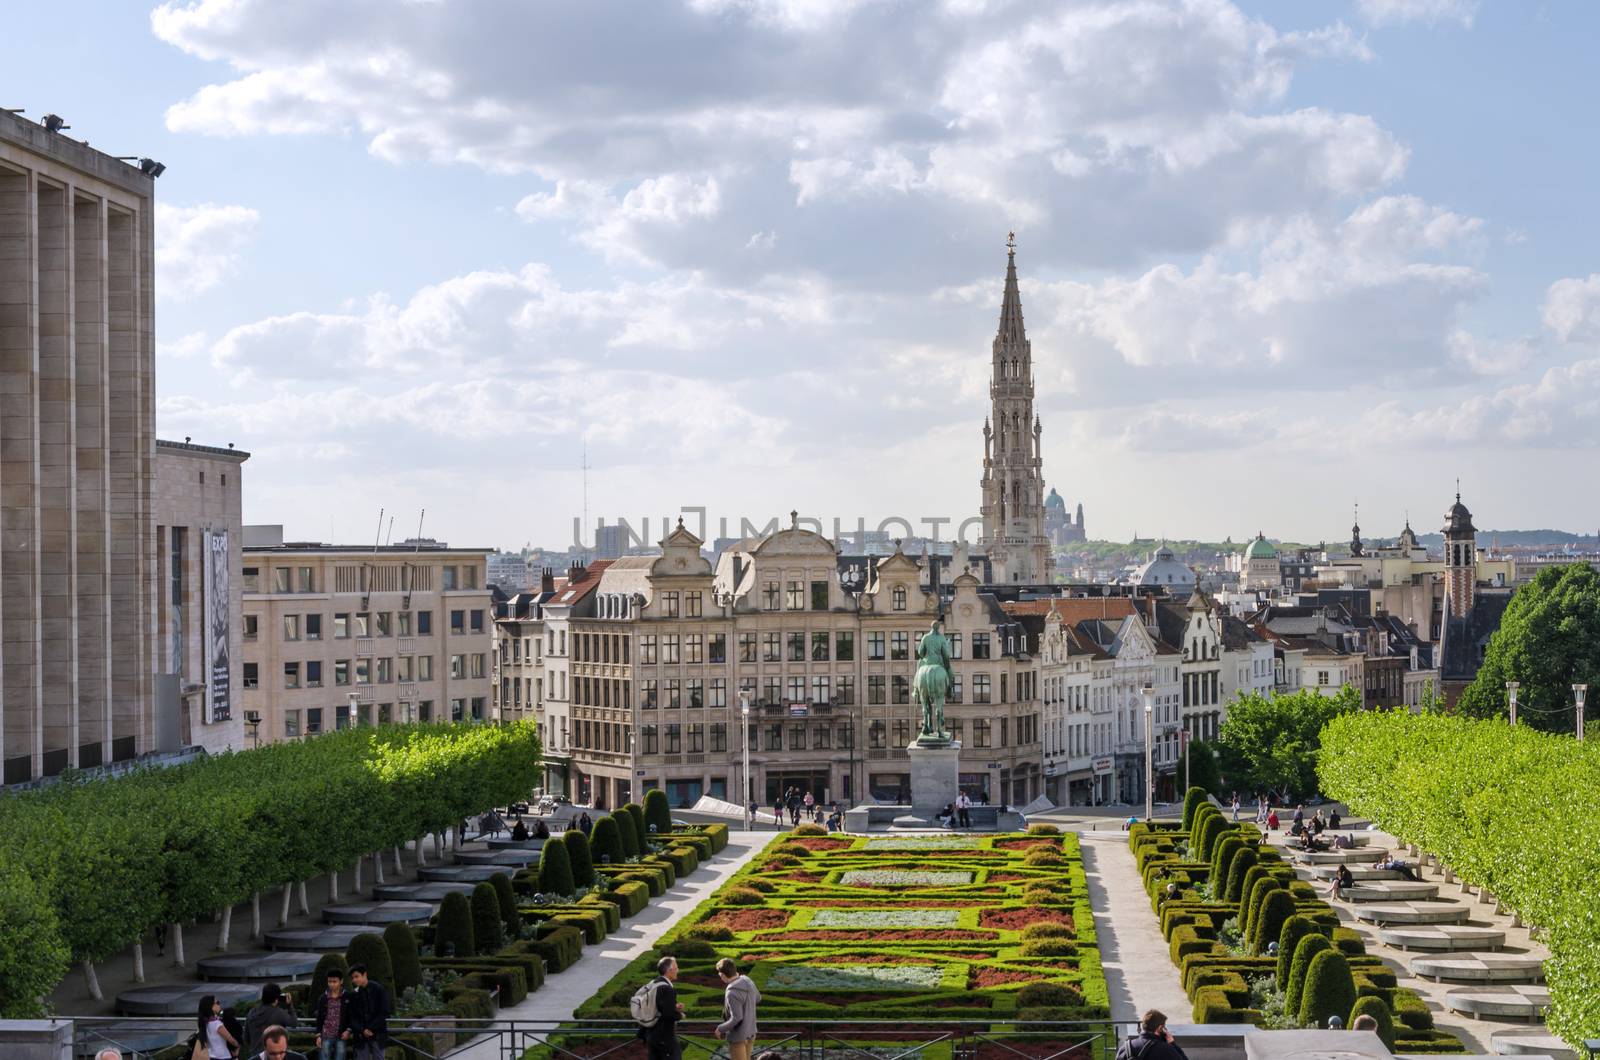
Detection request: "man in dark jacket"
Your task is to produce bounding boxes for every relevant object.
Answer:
[346,964,391,1060]
[244,984,298,1058]
[638,955,684,1060]
[1115,1010,1189,1060]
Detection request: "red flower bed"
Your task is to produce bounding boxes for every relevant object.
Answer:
[978,908,1075,931]
[706,908,791,931]
[788,837,852,851]
[780,871,825,883]
[816,953,941,964]
[764,929,998,942]
[969,968,1045,988]
[995,838,1059,851]
[988,872,1030,882]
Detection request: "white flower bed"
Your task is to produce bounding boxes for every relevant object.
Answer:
[810,908,962,929]
[837,869,973,887]
[767,963,947,991]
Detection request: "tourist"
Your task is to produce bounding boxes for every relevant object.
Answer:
[1115,1010,1188,1060]
[1156,882,1179,908]
[346,964,391,1060]
[1333,833,1354,850]
[1331,864,1354,902]
[312,967,352,1060]
[96,1051,122,1060]
[1329,809,1342,831]
[1266,809,1279,831]
[1292,805,1305,829]
[252,1025,302,1060]
[956,791,972,829]
[637,955,685,1060]
[1376,855,1419,881]
[803,791,815,819]
[714,957,762,1060]
[1311,810,1326,835]
[534,818,550,840]
[198,995,240,1060]
[1230,793,1240,821]
[511,816,530,842]
[244,984,298,1057]
[772,798,783,826]
[579,812,593,837]
[1123,813,1138,832]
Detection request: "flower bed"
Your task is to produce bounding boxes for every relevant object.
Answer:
[838,869,974,887]
[706,908,791,931]
[768,963,948,990]
[979,907,1074,930]
[810,908,963,929]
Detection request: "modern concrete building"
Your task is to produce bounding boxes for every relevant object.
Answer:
[153,439,249,755]
[238,528,493,744]
[1,111,158,783]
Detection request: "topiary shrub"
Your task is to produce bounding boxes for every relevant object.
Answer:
[684,924,734,942]
[1251,890,1297,957]
[434,891,476,958]
[1285,932,1333,1016]
[793,823,827,836]
[1298,948,1357,1029]
[1182,787,1209,831]
[311,951,348,992]
[1016,982,1078,1009]
[563,829,596,888]
[1277,915,1319,987]
[1211,836,1245,897]
[538,835,576,897]
[613,811,640,859]
[383,923,422,994]
[1027,823,1061,836]
[490,872,522,937]
[1241,877,1280,943]
[1224,847,1259,904]
[345,931,394,988]
[1021,923,1074,940]
[1195,814,1229,862]
[1350,995,1397,1048]
[644,790,673,836]
[661,938,716,959]
[721,886,764,906]
[589,816,624,867]
[1024,849,1065,867]
[771,843,813,858]
[472,882,505,954]
[1020,939,1075,957]
[624,803,647,845]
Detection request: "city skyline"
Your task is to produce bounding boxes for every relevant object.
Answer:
[5,1,1600,547]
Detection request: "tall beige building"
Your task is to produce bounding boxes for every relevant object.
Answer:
[238,529,493,744]
[1,111,157,783]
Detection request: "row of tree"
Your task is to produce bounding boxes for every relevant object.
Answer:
[0,721,540,1017]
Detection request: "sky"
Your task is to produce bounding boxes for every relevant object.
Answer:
[5,0,1600,551]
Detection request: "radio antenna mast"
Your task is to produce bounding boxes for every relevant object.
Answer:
[415,509,426,551]
[373,508,384,553]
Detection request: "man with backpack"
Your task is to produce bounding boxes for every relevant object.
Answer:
[632,955,685,1060]
[1116,1010,1188,1060]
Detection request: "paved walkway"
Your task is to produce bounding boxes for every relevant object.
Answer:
[452,829,769,1058]
[1077,829,1188,1024]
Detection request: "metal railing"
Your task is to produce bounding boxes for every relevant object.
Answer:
[69,1016,1117,1060]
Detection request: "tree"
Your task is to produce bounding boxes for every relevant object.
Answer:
[345,932,394,989]
[564,829,596,888]
[623,802,648,846]
[538,834,576,896]
[1176,741,1223,796]
[612,810,640,859]
[1458,564,1600,732]
[1181,787,1209,830]
[383,923,423,994]
[643,789,673,836]
[1298,949,1357,1029]
[589,816,624,866]
[471,882,505,954]
[489,872,522,937]
[1350,995,1397,1048]
[434,892,475,958]
[1216,687,1360,798]
[0,863,69,1018]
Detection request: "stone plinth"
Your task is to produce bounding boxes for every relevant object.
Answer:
[903,740,961,823]
[0,1020,73,1060]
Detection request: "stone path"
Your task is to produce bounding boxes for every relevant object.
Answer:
[1077,829,1188,1024]
[449,828,769,1060]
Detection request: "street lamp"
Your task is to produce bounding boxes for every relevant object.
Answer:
[1576,684,1589,742]
[1506,681,1519,727]
[740,694,752,830]
[1141,683,1155,822]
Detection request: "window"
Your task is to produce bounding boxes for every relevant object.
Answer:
[641,679,658,709]
[972,633,992,659]
[463,566,479,590]
[786,581,804,609]
[334,613,350,639]
[688,677,704,708]
[836,675,855,705]
[471,696,485,720]
[763,676,781,703]
[813,723,831,749]
[684,634,703,664]
[662,634,680,664]
[811,580,829,610]
[710,721,727,752]
[451,654,466,679]
[284,662,300,689]
[242,566,260,593]
[451,698,465,722]
[283,614,300,641]
[812,675,831,704]
[306,707,323,734]
[419,701,433,723]
[368,611,386,638]
[243,614,258,641]
[891,631,909,660]
[284,710,300,738]
[973,718,991,747]
[762,581,780,610]
[354,612,370,637]
[450,610,465,635]
[709,676,727,708]
[893,719,910,745]
[811,632,829,661]
[709,633,726,664]
[787,675,807,703]
[243,662,259,689]
[356,659,371,684]
[787,632,805,662]
[335,659,351,686]
[738,632,757,662]
[869,720,887,748]
[661,591,680,618]
[641,724,659,754]
[950,675,963,703]
[685,591,702,618]
[892,586,907,611]
[1318,671,1329,685]
[892,674,910,704]
[274,568,292,593]
[397,611,412,636]
[305,613,322,640]
[417,611,432,635]
[869,675,886,704]
[788,723,807,750]
[687,722,705,753]
[766,723,783,750]
[442,566,458,591]
[663,723,682,753]
[471,654,487,679]
[417,655,433,680]
[950,633,962,659]
[667,678,681,708]
[837,721,854,748]
[398,656,414,682]
[306,661,323,688]
[868,632,885,660]
[836,631,854,661]
[974,674,992,704]
[297,567,314,593]
[639,634,657,664]
[762,632,781,662]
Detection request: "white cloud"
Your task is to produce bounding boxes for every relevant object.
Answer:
[155,202,259,299]
[1542,274,1600,344]
[1357,0,1477,28]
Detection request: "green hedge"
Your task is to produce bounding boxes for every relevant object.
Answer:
[598,881,650,917]
[643,789,673,836]
[564,829,596,888]
[346,932,394,988]
[384,922,423,994]
[538,838,576,897]
[589,816,624,867]
[1319,711,1590,1048]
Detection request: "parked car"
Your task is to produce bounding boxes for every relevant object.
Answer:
[536,794,572,814]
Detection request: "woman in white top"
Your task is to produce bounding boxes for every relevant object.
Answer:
[197,994,238,1060]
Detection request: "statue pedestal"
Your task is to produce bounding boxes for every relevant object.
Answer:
[896,740,961,826]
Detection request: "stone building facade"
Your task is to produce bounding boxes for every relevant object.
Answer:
[1,112,157,783]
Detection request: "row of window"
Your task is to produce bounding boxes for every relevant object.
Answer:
[281,697,485,736]
[242,652,487,689]
[636,630,997,666]
[244,563,481,595]
[246,608,487,642]
[631,670,1030,709]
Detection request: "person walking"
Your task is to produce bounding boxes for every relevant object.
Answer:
[1115,1010,1189,1060]
[244,984,298,1057]
[198,995,240,1060]
[636,955,685,1060]
[802,791,815,820]
[956,791,972,829]
[579,812,593,837]
[1230,793,1240,822]
[714,958,761,1060]
[346,964,391,1060]
[312,967,353,1060]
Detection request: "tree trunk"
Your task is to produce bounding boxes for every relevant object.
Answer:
[82,959,103,1001]
[434,832,444,859]
[354,857,363,894]
[133,942,146,984]
[393,846,404,875]
[218,905,233,951]
[329,868,340,903]
[172,922,186,967]
[415,836,428,868]
[373,850,386,886]
[280,884,293,926]
[297,881,310,915]
[252,892,262,938]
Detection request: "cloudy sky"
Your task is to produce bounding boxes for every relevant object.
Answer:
[7,0,1599,549]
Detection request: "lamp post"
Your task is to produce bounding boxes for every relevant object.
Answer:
[1141,682,1155,821]
[1506,681,1519,727]
[740,694,752,829]
[1576,684,1589,742]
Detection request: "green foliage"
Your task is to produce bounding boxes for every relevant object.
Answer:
[1211,837,1245,897]
[1178,742,1224,795]
[538,834,576,897]
[1241,877,1279,943]
[1319,710,1600,1051]
[435,891,476,958]
[1216,687,1359,797]
[1458,564,1600,731]
[491,872,523,936]
[1224,848,1259,905]
[589,816,624,866]
[1182,787,1210,830]
[346,931,394,988]
[643,790,673,836]
[0,720,539,996]
[311,952,348,991]
[1027,823,1062,836]
[623,802,648,845]
[0,862,70,1017]
[472,882,506,954]
[1250,890,1296,957]
[1297,949,1356,1029]
[1350,994,1397,1048]
[1276,916,1319,987]
[612,811,640,859]
[383,923,423,994]
[1284,933,1332,1016]
[563,829,596,888]
[1195,814,1228,862]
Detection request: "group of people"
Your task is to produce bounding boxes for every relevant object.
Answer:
[190,965,390,1060]
[937,792,975,829]
[636,955,761,1060]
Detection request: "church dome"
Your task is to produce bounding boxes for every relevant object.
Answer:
[1045,488,1065,510]
[1245,532,1278,560]
[1444,494,1475,536]
[1132,545,1196,589]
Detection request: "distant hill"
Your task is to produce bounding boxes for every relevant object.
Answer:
[1412,530,1598,548]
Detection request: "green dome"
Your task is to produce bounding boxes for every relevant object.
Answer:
[1045,488,1065,510]
[1245,532,1278,560]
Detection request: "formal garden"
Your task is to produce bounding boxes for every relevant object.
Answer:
[1127,789,1465,1053]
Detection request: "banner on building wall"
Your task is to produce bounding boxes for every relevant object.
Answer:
[204,528,232,723]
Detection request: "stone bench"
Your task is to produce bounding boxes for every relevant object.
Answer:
[1411,954,1545,984]
[1354,901,1470,926]
[195,949,322,983]
[1380,924,1506,952]
[419,864,505,883]
[1308,865,1407,881]
[1295,848,1387,865]
[1445,985,1550,1022]
[454,848,540,867]
[1342,880,1441,902]
[1491,1032,1574,1060]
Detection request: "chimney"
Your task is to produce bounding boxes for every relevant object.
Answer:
[567,561,586,584]
[540,567,555,593]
